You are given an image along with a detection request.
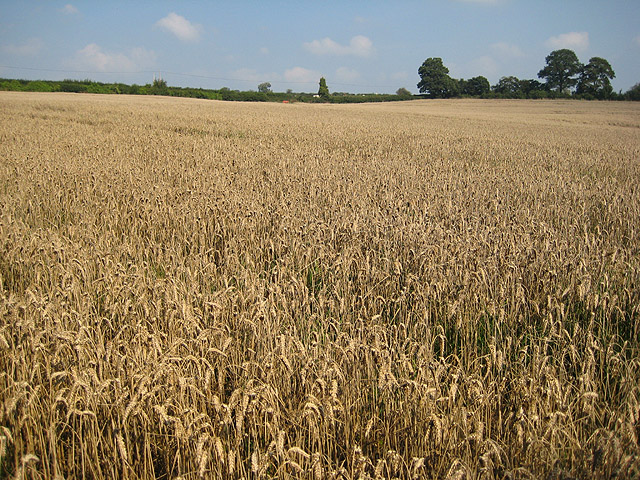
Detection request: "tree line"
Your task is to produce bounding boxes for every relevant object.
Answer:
[0,77,225,99]
[0,76,415,104]
[2,50,638,102]
[418,49,640,100]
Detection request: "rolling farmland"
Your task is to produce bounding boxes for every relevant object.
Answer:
[1,92,639,479]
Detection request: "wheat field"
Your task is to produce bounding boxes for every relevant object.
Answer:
[1,92,639,479]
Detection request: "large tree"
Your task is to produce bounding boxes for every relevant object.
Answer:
[538,49,583,93]
[417,58,458,98]
[576,57,615,99]
[258,82,271,93]
[461,76,490,97]
[493,76,522,97]
[519,79,544,96]
[318,77,329,99]
[626,83,640,101]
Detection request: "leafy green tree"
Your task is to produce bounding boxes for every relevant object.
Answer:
[417,58,458,98]
[318,77,329,99]
[0,79,24,91]
[24,81,53,92]
[59,81,88,93]
[493,76,522,97]
[625,83,640,101]
[576,57,615,99]
[519,79,544,96]
[151,77,168,95]
[538,49,582,93]
[396,87,412,97]
[461,76,490,96]
[258,82,272,93]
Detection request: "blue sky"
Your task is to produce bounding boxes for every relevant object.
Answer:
[1,1,638,94]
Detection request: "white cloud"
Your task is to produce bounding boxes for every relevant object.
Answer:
[74,44,156,72]
[259,47,269,55]
[303,35,374,57]
[545,32,589,51]
[490,42,524,58]
[1,38,43,56]
[156,12,202,42]
[335,67,360,83]
[284,66,320,84]
[61,4,78,15]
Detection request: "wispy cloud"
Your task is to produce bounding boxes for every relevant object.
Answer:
[303,35,374,57]
[74,44,156,72]
[1,38,43,56]
[491,42,524,58]
[156,13,202,42]
[545,31,589,51]
[61,4,78,15]
[284,66,320,84]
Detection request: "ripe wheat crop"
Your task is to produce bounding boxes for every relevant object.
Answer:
[1,92,639,479]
